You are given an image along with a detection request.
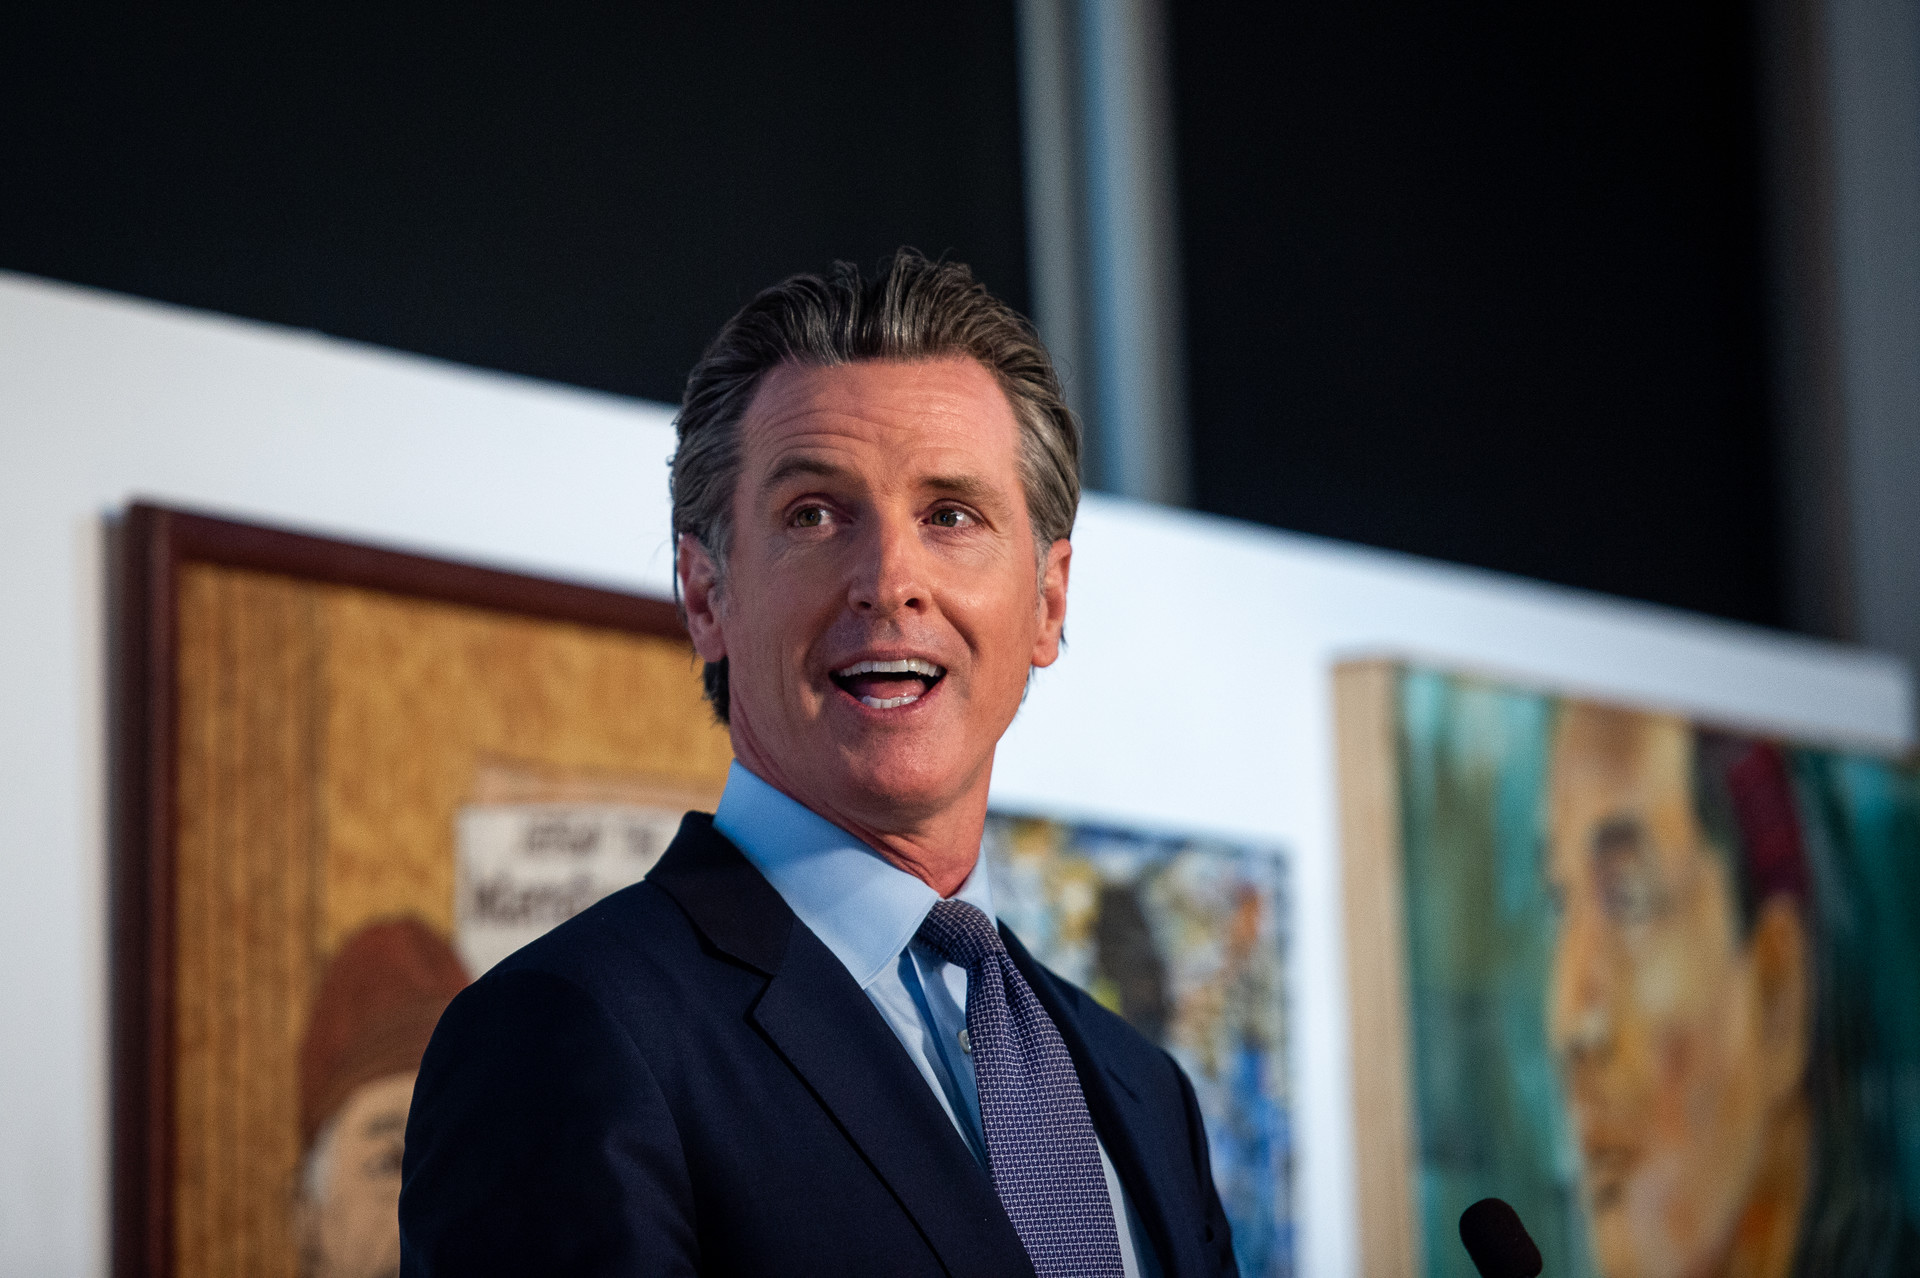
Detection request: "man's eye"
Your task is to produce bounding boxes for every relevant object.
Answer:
[931,508,969,528]
[792,506,827,528]
[363,1140,405,1179]
[1601,866,1668,925]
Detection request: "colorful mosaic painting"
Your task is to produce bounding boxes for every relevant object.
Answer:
[986,814,1294,1277]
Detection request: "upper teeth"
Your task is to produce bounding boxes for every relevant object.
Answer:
[835,658,944,678]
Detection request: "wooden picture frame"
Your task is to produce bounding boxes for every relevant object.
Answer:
[1332,660,1420,1278]
[113,502,727,1277]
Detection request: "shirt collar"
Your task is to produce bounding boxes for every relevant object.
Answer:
[712,761,996,989]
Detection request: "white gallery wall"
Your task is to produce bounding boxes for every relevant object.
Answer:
[2,270,1911,1277]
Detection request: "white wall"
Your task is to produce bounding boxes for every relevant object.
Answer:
[2,270,1910,1276]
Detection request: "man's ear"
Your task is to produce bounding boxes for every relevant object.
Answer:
[1750,894,1812,1104]
[677,534,728,664]
[1030,538,1072,669]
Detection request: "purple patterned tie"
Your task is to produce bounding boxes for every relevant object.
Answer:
[916,899,1126,1278]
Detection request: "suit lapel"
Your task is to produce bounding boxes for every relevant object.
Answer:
[752,930,1036,1278]
[650,818,1034,1278]
[1003,926,1201,1278]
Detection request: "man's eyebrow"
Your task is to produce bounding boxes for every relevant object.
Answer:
[922,473,997,502]
[1591,815,1646,859]
[365,1112,408,1136]
[759,455,851,492]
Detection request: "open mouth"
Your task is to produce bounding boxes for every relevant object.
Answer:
[830,658,946,710]
[1582,1143,1635,1212]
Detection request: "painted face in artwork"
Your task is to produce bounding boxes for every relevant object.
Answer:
[295,1070,413,1278]
[1545,707,1811,1278]
[679,357,1070,837]
[295,918,466,1278]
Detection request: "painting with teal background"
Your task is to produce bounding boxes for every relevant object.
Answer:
[1396,666,1920,1278]
[985,814,1292,1277]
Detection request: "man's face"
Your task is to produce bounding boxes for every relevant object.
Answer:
[296,1070,412,1278]
[679,357,1069,832]
[1545,707,1805,1278]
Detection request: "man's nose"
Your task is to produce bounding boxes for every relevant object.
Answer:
[1548,914,1614,1065]
[848,516,927,616]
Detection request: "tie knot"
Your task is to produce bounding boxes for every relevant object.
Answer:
[915,898,1004,968]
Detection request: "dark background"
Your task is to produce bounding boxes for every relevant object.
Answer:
[1172,1,1777,626]
[3,3,1783,629]
[3,5,1031,401]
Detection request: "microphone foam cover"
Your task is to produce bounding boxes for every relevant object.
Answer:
[1458,1197,1543,1278]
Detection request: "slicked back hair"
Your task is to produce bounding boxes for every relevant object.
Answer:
[670,249,1081,722]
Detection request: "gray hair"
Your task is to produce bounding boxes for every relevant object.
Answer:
[670,248,1081,722]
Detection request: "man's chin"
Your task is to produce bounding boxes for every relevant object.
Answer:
[741,693,1001,823]
[842,765,963,815]
[822,742,980,820]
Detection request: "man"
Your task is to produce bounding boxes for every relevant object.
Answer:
[400,250,1238,1276]
[1545,704,1918,1278]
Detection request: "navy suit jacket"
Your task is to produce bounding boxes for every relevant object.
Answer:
[400,814,1238,1277]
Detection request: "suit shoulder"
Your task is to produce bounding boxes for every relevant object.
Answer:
[487,877,708,999]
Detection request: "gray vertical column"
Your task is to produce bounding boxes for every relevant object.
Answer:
[1764,0,1920,685]
[1018,0,1092,426]
[1018,0,1189,506]
[1762,0,1854,642]
[1080,0,1189,506]
[1829,0,1920,682]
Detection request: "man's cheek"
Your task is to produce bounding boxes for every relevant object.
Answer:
[1630,934,1697,1023]
[1656,1025,1701,1112]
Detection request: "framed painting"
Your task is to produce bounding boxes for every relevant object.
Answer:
[1335,660,1920,1278]
[113,503,732,1278]
[984,813,1294,1277]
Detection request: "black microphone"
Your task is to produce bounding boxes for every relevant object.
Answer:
[1459,1197,1543,1278]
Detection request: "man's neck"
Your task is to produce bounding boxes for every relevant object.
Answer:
[842,819,983,898]
[729,750,988,898]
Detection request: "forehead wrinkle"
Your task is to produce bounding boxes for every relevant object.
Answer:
[750,372,997,434]
[755,441,1012,506]
[748,371,1016,450]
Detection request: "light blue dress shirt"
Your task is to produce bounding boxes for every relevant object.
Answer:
[713,762,1158,1277]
